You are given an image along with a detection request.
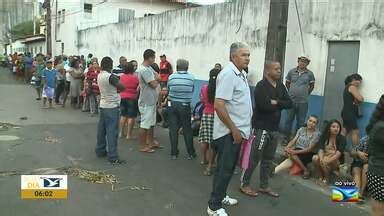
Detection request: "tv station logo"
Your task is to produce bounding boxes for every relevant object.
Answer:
[331,181,359,203]
[21,175,68,199]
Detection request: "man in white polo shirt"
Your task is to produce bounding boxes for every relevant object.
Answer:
[207,42,253,216]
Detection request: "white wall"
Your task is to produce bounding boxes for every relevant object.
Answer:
[52,0,188,56]
[77,0,270,84]
[11,40,26,53]
[6,40,45,55]
[52,0,82,56]
[25,41,46,55]
[83,0,187,19]
[284,0,384,103]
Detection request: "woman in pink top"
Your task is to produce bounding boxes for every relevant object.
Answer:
[199,68,221,175]
[119,62,139,140]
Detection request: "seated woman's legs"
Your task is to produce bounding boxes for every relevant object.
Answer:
[350,129,360,148]
[312,155,325,180]
[361,164,368,195]
[372,199,384,216]
[290,155,307,171]
[321,160,340,183]
[293,153,315,177]
[352,167,362,193]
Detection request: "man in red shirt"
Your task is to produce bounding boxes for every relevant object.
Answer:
[159,54,173,87]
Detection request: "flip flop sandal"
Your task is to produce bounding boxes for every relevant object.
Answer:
[302,171,310,179]
[139,148,155,153]
[240,187,259,197]
[258,189,279,198]
[151,145,163,149]
[203,168,212,176]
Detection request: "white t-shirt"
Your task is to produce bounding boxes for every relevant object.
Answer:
[98,71,121,109]
[64,64,72,82]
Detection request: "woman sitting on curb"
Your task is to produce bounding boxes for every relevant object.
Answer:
[274,115,321,179]
[312,119,346,184]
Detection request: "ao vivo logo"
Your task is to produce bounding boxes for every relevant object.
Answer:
[331,181,359,203]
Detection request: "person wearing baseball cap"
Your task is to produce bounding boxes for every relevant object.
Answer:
[284,55,315,140]
[298,56,310,63]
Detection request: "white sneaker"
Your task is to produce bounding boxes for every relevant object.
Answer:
[222,195,238,206]
[207,207,228,216]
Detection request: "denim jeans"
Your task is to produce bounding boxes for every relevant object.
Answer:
[160,107,169,126]
[55,80,65,103]
[208,134,241,211]
[96,107,120,161]
[240,130,279,189]
[168,101,196,157]
[82,93,99,113]
[284,102,308,137]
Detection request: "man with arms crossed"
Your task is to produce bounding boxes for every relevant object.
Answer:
[137,49,162,153]
[240,61,292,198]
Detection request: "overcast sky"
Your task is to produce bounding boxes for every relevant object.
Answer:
[190,0,226,5]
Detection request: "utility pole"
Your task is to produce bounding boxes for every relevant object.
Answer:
[7,11,12,54]
[45,0,52,55]
[33,0,36,35]
[264,0,289,75]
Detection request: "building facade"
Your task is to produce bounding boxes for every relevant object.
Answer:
[1,0,44,54]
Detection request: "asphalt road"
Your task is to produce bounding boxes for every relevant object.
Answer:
[0,67,370,216]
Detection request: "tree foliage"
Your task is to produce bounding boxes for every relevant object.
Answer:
[10,20,34,39]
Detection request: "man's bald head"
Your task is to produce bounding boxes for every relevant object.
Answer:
[264,60,282,81]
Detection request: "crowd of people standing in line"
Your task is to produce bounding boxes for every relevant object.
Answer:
[2,42,383,216]
[204,42,383,216]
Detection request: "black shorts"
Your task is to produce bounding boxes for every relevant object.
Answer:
[65,81,70,92]
[351,160,365,169]
[120,99,138,118]
[35,80,41,88]
[294,148,315,167]
[341,112,358,132]
[350,159,367,173]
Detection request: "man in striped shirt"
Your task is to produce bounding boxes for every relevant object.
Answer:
[167,59,197,160]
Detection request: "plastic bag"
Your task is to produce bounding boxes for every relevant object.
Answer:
[238,133,255,170]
